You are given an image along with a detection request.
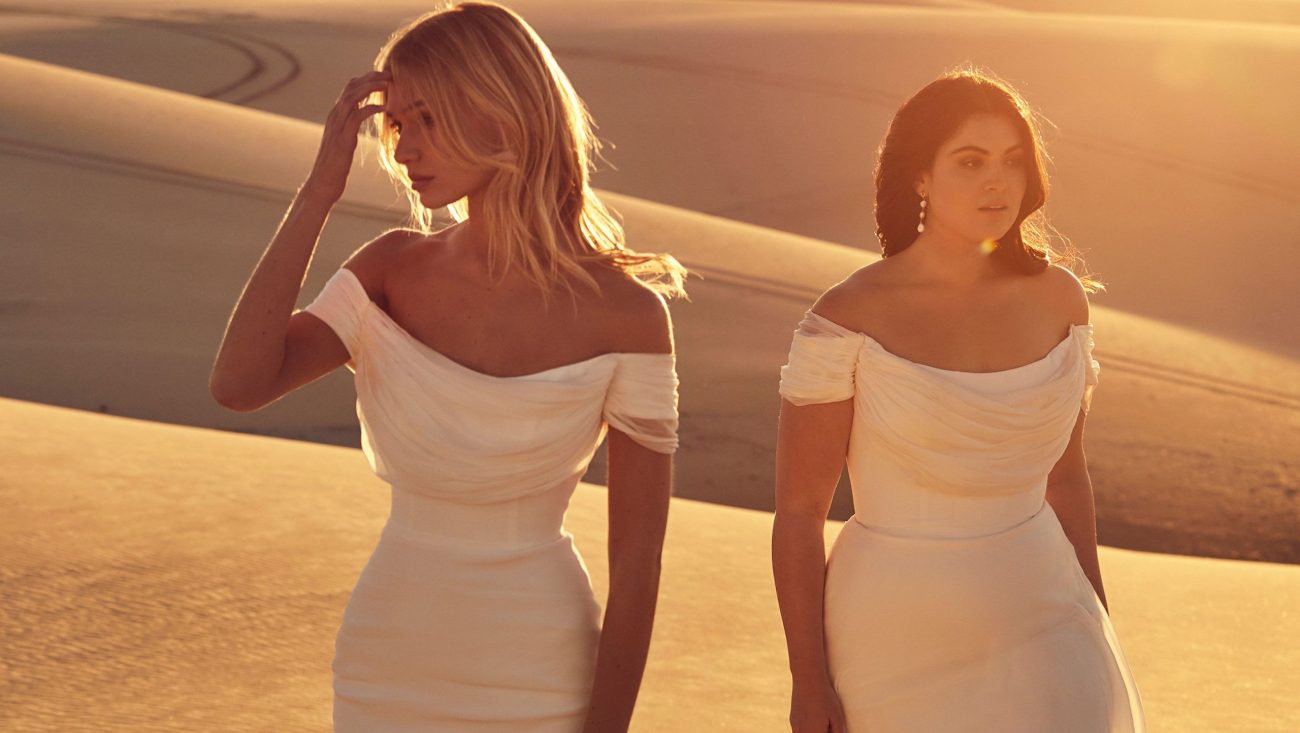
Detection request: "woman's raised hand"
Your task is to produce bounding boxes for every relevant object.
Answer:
[303,70,390,204]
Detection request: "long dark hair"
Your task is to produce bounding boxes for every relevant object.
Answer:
[874,68,1098,289]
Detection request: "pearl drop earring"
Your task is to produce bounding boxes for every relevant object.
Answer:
[917,193,927,234]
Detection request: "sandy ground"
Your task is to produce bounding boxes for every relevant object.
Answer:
[3,397,1299,731]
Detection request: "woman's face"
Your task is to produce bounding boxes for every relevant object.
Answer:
[917,113,1029,245]
[385,82,495,209]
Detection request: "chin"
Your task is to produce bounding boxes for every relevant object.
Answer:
[415,191,457,210]
[984,224,1018,243]
[959,230,1004,245]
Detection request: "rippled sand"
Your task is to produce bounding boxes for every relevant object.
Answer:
[2,397,1298,731]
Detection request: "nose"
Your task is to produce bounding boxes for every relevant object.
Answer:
[393,128,419,166]
[984,164,1007,192]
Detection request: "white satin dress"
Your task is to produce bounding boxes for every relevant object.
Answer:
[779,311,1145,732]
[303,268,679,732]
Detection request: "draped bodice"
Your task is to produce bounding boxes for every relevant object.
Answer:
[780,311,1099,539]
[302,268,678,525]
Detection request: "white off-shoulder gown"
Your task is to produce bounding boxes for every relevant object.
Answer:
[780,312,1145,732]
[302,268,679,732]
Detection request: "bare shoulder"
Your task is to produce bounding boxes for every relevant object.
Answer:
[340,228,427,301]
[590,267,673,355]
[810,259,896,330]
[1033,263,1090,326]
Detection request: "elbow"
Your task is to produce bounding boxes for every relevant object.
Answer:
[209,374,264,413]
[771,510,829,554]
[609,563,662,603]
[609,545,663,587]
[1045,473,1092,503]
[772,504,828,530]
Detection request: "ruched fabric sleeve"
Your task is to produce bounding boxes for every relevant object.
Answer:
[302,268,367,360]
[1079,325,1100,414]
[778,311,866,406]
[603,353,679,454]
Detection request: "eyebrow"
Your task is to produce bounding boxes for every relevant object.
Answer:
[949,144,1025,156]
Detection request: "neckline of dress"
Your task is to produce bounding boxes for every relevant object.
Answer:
[807,310,1087,376]
[335,267,668,382]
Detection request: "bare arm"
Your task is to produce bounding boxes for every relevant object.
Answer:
[580,429,672,733]
[209,71,388,411]
[1046,409,1108,611]
[773,397,853,733]
[1041,265,1107,609]
[580,290,676,733]
[209,189,346,411]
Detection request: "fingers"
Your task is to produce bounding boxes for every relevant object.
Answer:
[788,715,842,733]
[324,72,391,132]
[349,104,385,131]
[345,70,392,89]
[345,72,390,96]
[336,71,392,109]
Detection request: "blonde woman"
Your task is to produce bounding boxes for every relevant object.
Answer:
[773,70,1144,731]
[210,3,684,731]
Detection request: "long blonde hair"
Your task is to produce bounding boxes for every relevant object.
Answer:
[372,1,687,299]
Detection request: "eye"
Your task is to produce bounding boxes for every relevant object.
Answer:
[960,157,983,169]
[387,117,403,134]
[1005,156,1025,168]
[420,113,435,127]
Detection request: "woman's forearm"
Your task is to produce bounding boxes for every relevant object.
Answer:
[210,184,334,405]
[581,555,662,733]
[586,431,671,732]
[211,70,387,408]
[1047,478,1108,610]
[772,511,833,685]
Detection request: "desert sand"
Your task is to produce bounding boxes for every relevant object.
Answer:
[3,396,1299,731]
[1,0,1298,730]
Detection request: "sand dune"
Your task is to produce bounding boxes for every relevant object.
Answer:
[3,0,1295,357]
[988,0,1300,26]
[2,397,1298,731]
[2,52,1297,562]
[751,0,1300,25]
[1,3,1298,729]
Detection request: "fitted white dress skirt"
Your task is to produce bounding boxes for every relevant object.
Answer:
[332,490,603,732]
[824,502,1141,731]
